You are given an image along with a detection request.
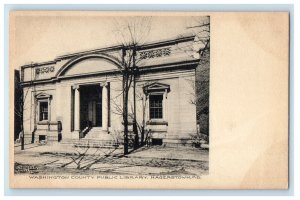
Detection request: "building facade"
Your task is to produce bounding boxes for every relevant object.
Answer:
[20,35,203,145]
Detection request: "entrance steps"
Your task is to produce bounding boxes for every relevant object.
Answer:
[74,139,120,148]
[60,127,120,148]
[60,138,120,148]
[83,127,112,140]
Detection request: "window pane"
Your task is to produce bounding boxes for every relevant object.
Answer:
[150,101,154,107]
[39,101,48,121]
[149,95,163,119]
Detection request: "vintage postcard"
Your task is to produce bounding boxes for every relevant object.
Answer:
[9,11,289,189]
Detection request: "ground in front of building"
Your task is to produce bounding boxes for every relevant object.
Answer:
[14,143,209,177]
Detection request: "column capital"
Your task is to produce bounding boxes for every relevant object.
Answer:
[72,85,80,90]
[101,81,108,87]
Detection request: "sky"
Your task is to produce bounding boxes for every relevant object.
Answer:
[10,12,208,70]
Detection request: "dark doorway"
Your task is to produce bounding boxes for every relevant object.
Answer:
[80,85,102,129]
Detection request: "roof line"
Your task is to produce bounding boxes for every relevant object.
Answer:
[20,34,195,69]
[137,34,195,50]
[55,45,124,60]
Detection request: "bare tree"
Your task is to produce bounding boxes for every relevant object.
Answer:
[111,17,152,154]
[186,16,210,139]
[174,16,210,144]
[14,70,25,150]
[15,64,39,150]
[14,70,22,139]
[134,84,152,146]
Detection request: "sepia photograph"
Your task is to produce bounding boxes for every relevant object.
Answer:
[12,13,210,179]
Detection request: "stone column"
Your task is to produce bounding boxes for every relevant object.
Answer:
[55,84,61,122]
[73,85,80,131]
[102,82,108,131]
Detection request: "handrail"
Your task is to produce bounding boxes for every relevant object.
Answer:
[79,126,92,139]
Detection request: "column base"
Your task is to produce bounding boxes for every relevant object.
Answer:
[71,131,81,139]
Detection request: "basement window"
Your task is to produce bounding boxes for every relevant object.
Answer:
[39,135,46,143]
[152,138,163,146]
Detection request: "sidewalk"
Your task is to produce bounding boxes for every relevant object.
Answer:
[14,142,122,155]
[128,146,208,162]
[15,143,208,162]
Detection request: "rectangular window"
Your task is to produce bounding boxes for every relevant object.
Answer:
[39,101,48,121]
[149,95,163,119]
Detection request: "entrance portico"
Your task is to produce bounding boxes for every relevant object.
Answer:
[72,82,109,136]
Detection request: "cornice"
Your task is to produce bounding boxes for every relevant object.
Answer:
[20,59,199,87]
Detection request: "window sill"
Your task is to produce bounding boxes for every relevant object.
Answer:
[146,120,168,126]
[37,121,49,125]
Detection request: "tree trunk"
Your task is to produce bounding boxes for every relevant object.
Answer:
[21,123,24,150]
[141,126,145,146]
[123,73,129,155]
[32,95,37,143]
[21,135,24,150]
[133,73,139,149]
[141,94,147,146]
[21,90,25,150]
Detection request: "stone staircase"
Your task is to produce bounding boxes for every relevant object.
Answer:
[61,127,121,148]
[84,127,110,139]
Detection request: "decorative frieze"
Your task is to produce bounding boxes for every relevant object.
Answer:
[36,66,55,75]
[139,47,171,60]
